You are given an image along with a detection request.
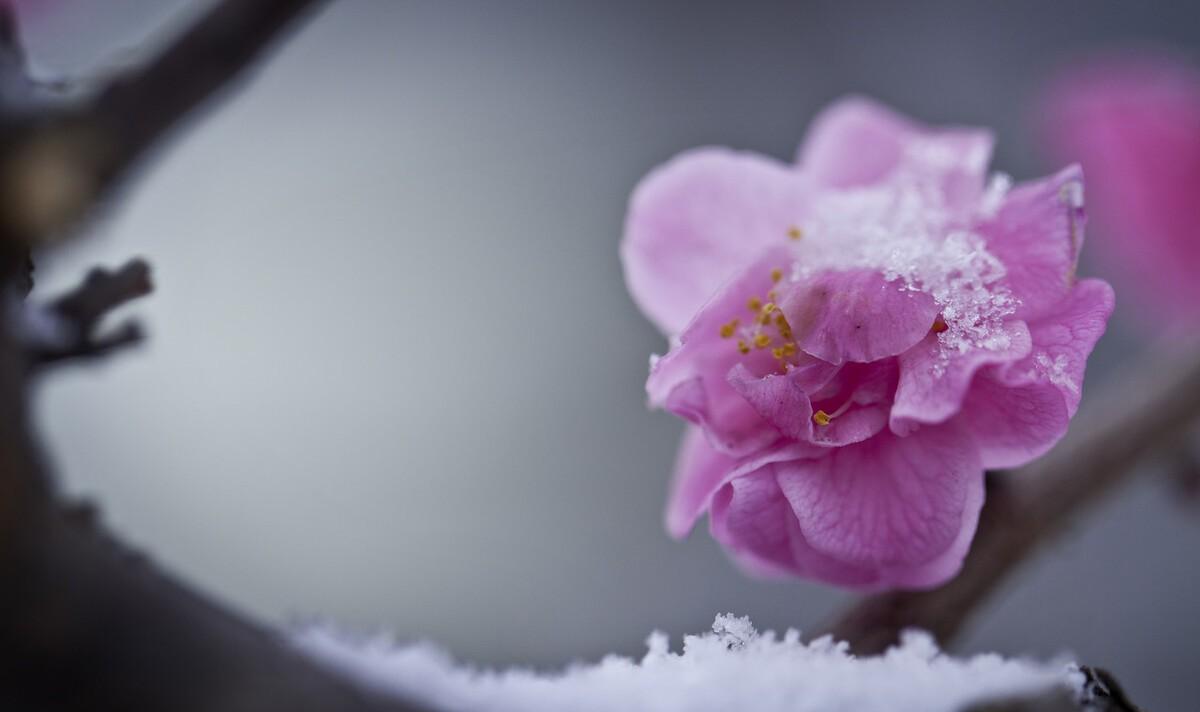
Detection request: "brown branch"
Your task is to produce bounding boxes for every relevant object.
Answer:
[90,0,325,186]
[825,348,1200,655]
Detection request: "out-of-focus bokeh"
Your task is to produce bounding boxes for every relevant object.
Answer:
[19,2,1199,708]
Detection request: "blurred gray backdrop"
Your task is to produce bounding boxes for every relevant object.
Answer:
[19,1,1200,709]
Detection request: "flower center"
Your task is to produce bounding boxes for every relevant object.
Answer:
[718,267,799,369]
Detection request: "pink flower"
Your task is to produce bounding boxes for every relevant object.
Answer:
[621,97,1114,590]
[1041,54,1200,331]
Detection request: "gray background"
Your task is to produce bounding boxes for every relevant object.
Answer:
[18,2,1200,709]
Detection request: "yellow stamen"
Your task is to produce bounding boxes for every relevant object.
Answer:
[753,333,771,349]
[770,268,783,283]
[762,302,776,314]
[719,320,739,339]
[738,340,751,354]
[787,226,803,241]
[747,296,762,312]
[782,342,796,356]
[812,410,831,426]
[771,346,785,359]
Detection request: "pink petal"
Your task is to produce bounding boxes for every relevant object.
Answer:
[665,426,736,539]
[891,321,1032,435]
[647,249,798,456]
[956,372,1070,471]
[726,359,839,443]
[976,165,1086,322]
[796,96,994,203]
[621,148,812,335]
[780,269,940,365]
[775,422,984,589]
[959,279,1114,468]
[668,433,825,540]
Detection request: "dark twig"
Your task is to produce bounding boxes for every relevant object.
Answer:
[26,258,152,366]
[825,349,1200,656]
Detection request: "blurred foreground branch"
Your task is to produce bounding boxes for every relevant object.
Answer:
[0,2,429,710]
[827,347,1200,662]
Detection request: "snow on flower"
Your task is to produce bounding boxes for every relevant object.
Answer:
[1040,53,1200,332]
[292,614,1079,712]
[621,97,1114,590]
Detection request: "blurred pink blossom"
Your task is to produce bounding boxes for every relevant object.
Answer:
[1041,53,1200,331]
[622,98,1113,590]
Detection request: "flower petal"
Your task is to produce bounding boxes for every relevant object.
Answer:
[796,96,993,201]
[891,321,1032,434]
[622,148,811,335]
[726,358,839,443]
[668,432,826,540]
[647,249,798,456]
[960,279,1114,469]
[780,269,940,365]
[775,422,984,589]
[665,426,736,539]
[976,165,1086,322]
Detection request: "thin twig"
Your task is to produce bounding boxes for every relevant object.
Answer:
[825,349,1200,654]
[25,258,152,367]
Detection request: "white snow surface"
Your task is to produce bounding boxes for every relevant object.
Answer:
[291,614,1078,712]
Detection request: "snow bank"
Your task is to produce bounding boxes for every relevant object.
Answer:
[292,614,1080,711]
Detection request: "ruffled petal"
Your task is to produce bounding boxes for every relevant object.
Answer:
[668,434,827,540]
[960,279,1114,469]
[775,422,984,589]
[726,358,839,443]
[976,165,1086,322]
[891,321,1032,434]
[779,269,940,365]
[622,148,812,335]
[796,96,993,205]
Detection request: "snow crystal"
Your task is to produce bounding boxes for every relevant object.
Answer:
[292,614,1079,712]
[787,152,1019,372]
[1035,351,1079,394]
[980,173,1012,218]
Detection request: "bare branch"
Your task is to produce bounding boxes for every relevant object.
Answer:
[0,0,327,245]
[90,0,325,185]
[825,349,1200,654]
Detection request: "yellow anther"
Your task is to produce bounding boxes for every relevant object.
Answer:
[771,346,786,359]
[782,342,796,356]
[756,312,772,325]
[762,302,776,314]
[737,340,751,354]
[719,320,739,339]
[787,226,803,241]
[753,333,771,349]
[747,296,762,311]
[770,268,784,283]
[812,410,831,426]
